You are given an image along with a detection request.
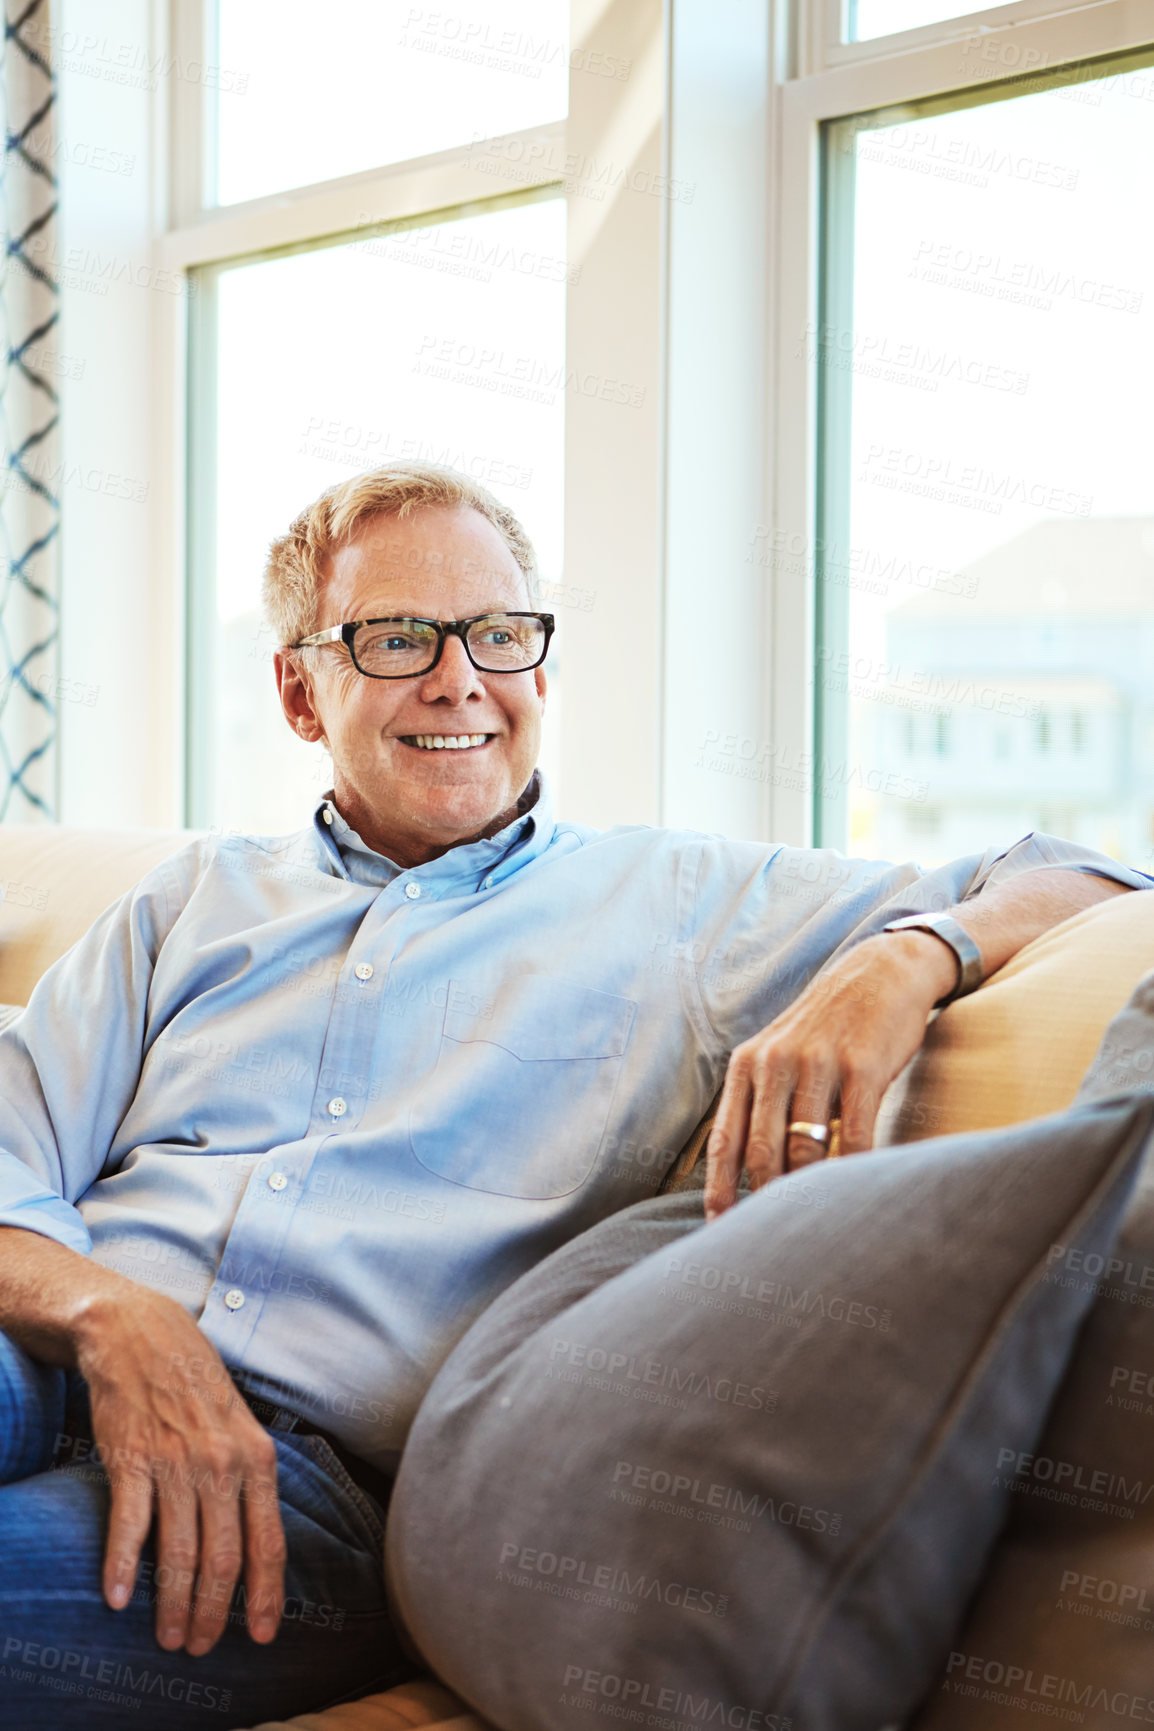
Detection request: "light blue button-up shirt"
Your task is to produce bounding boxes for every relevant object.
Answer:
[0,770,1146,1473]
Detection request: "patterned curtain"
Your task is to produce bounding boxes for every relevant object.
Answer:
[0,0,58,819]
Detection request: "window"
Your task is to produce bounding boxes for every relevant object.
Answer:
[187,194,565,833]
[812,38,1154,865]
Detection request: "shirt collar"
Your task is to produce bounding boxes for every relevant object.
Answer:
[311,769,554,893]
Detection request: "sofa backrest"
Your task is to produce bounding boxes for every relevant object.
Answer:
[0,825,198,1006]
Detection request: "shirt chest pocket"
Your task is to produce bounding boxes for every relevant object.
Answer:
[408,974,637,1199]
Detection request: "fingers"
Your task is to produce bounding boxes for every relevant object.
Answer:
[838,1065,884,1156]
[782,1061,839,1173]
[98,1414,285,1656]
[704,1043,843,1219]
[81,1296,292,1658]
[185,1465,246,1656]
[154,1468,202,1650]
[743,1053,802,1190]
[180,1426,284,1655]
[706,1045,836,1209]
[701,935,943,1211]
[703,1054,755,1221]
[240,1432,286,1645]
[103,1454,154,1612]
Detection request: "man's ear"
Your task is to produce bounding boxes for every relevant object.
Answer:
[275,649,327,744]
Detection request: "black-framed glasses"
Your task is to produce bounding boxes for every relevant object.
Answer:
[290,611,555,679]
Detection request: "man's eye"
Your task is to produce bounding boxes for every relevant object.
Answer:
[363,631,423,653]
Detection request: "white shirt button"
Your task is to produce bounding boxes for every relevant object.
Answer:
[224,1288,245,1310]
[327,1096,347,1117]
[483,876,494,890]
[267,1172,288,1191]
[404,882,421,900]
[354,962,374,982]
[322,808,333,825]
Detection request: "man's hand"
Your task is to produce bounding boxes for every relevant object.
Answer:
[0,1228,286,1656]
[703,928,953,1219]
[703,866,1133,1220]
[75,1286,286,1656]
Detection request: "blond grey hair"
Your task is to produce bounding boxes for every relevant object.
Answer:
[262,461,539,649]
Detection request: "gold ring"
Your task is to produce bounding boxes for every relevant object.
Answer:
[787,1120,829,1146]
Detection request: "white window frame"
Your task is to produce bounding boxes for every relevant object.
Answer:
[770,0,1154,846]
[804,0,1127,73]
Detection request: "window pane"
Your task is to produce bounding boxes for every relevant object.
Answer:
[848,2,1006,40]
[192,195,565,834]
[817,61,1154,866]
[214,0,569,206]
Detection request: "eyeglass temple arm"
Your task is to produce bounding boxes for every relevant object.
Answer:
[289,625,351,650]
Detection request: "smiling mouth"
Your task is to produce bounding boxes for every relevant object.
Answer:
[399,733,493,751]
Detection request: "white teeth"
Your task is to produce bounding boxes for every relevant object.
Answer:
[408,733,490,750]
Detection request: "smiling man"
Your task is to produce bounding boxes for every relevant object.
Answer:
[273,499,548,866]
[0,462,1147,1730]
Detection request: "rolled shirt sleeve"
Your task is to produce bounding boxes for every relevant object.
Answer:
[690,831,1153,1055]
[0,863,176,1254]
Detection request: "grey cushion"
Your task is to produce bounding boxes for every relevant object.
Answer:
[913,975,1154,1730]
[1074,971,1154,1108]
[385,1094,1154,1731]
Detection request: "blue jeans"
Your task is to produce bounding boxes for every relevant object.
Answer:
[0,1331,420,1729]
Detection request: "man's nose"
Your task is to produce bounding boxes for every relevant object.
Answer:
[418,632,484,702]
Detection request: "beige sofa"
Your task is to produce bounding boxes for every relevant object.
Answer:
[3,825,1154,1731]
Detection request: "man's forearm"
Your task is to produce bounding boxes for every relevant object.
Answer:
[926,867,1131,997]
[0,1224,145,1368]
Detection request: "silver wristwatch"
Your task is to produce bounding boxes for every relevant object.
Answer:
[880,910,984,1009]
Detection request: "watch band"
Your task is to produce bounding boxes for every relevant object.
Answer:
[880,911,984,1009]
